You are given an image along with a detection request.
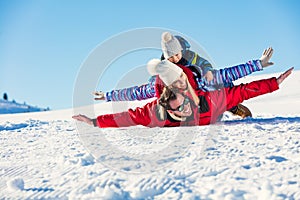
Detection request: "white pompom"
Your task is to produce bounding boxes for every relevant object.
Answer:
[161,32,172,42]
[147,59,161,75]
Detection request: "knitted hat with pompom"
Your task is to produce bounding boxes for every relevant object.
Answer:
[147,59,183,86]
[161,32,182,59]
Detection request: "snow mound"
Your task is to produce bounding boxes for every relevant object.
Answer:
[7,178,25,191]
[0,99,49,114]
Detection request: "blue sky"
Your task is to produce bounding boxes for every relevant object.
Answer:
[1,0,300,110]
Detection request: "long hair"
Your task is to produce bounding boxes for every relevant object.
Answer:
[184,74,199,105]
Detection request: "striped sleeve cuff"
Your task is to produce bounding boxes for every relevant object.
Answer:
[253,59,263,71]
[105,92,112,102]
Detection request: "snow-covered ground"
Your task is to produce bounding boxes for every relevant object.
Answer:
[0,99,49,114]
[0,70,299,199]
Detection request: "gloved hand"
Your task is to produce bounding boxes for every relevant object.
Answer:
[260,47,274,68]
[93,91,105,100]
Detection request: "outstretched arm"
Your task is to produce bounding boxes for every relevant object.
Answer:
[205,67,293,123]
[277,67,293,85]
[196,59,263,90]
[86,101,164,128]
[196,47,275,90]
[94,76,157,102]
[224,67,293,111]
[72,114,94,126]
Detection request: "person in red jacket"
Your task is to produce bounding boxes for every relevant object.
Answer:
[72,60,293,128]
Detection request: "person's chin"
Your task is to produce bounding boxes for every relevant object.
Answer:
[185,112,192,117]
[182,109,192,116]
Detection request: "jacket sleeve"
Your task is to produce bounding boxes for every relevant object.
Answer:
[224,77,279,109]
[207,77,279,120]
[184,50,213,76]
[95,100,164,128]
[197,59,263,88]
[105,76,157,101]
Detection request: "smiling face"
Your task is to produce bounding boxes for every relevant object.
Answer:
[167,93,193,117]
[167,52,182,63]
[171,73,188,90]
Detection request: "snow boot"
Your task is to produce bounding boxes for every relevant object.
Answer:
[229,104,252,118]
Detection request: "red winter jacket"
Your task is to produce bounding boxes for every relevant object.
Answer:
[95,77,279,128]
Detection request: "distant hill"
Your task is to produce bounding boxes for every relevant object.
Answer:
[0,99,49,114]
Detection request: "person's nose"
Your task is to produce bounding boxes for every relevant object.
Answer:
[174,56,180,63]
[183,103,190,112]
[179,80,185,86]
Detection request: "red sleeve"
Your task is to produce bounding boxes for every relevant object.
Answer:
[205,77,279,122]
[224,77,279,110]
[95,100,163,128]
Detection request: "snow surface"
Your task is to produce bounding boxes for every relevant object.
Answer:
[0,71,299,199]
